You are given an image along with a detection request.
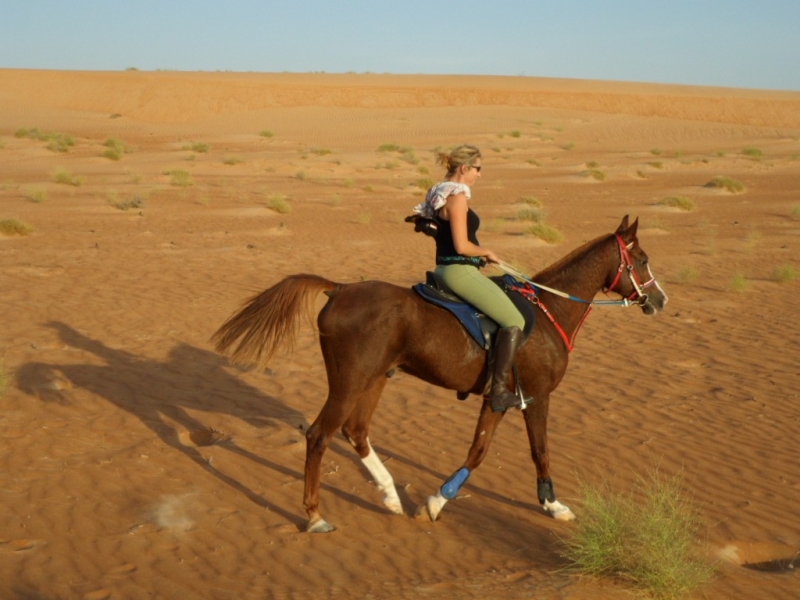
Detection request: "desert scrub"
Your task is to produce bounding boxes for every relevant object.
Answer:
[561,470,714,599]
[650,148,663,156]
[526,222,563,243]
[109,192,146,211]
[267,195,291,214]
[259,130,275,138]
[520,196,543,207]
[295,170,308,180]
[414,178,434,190]
[517,206,545,222]
[730,272,748,292]
[103,138,130,160]
[187,142,210,153]
[790,205,800,219]
[223,155,244,165]
[24,188,48,203]
[377,142,402,153]
[658,196,695,211]
[165,170,193,187]
[648,161,664,169]
[771,264,799,283]
[585,169,606,181]
[741,147,762,159]
[675,266,699,284]
[705,176,745,193]
[0,218,34,236]
[54,168,84,187]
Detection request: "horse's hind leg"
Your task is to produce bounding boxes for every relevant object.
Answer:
[420,398,505,521]
[341,380,403,516]
[304,376,391,532]
[522,393,575,521]
[304,391,359,533]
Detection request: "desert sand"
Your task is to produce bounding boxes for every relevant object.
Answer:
[1,69,799,599]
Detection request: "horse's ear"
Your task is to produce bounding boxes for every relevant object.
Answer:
[626,217,639,242]
[615,215,630,235]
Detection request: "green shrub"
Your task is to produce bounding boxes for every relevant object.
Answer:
[742,147,762,159]
[772,264,799,283]
[377,142,401,152]
[190,142,210,153]
[730,272,748,292]
[705,176,745,193]
[24,188,48,203]
[259,130,274,138]
[526,222,563,243]
[561,470,714,599]
[521,196,542,207]
[0,218,34,235]
[109,193,146,211]
[585,169,606,181]
[517,207,545,222]
[103,138,129,160]
[658,196,695,211]
[54,168,84,186]
[166,170,193,187]
[267,195,291,214]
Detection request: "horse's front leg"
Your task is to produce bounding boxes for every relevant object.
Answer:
[418,397,505,521]
[522,393,575,521]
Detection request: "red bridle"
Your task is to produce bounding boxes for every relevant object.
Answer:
[604,234,657,304]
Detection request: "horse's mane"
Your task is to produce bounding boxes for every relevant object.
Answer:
[533,233,612,285]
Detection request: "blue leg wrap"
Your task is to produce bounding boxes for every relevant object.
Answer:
[440,467,471,500]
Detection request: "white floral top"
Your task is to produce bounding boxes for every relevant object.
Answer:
[412,182,471,219]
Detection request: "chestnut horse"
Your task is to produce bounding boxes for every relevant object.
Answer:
[212,216,667,533]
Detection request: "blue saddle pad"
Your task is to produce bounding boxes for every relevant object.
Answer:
[412,273,536,350]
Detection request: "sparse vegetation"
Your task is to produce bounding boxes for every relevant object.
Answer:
[771,264,799,283]
[54,168,84,187]
[521,196,542,207]
[730,272,748,292]
[0,218,34,236]
[310,147,333,156]
[517,206,545,222]
[295,170,308,180]
[165,170,193,187]
[742,147,762,159]
[188,142,210,153]
[705,176,745,193]
[377,142,401,153]
[526,222,563,243]
[675,266,699,284]
[585,169,606,181]
[103,138,130,160]
[648,161,664,169]
[414,178,434,190]
[658,196,695,211]
[650,148,663,156]
[24,188,48,203]
[223,155,244,165]
[259,130,275,138]
[356,213,372,225]
[790,205,800,219]
[267,195,291,214]
[561,470,714,599]
[109,192,146,211]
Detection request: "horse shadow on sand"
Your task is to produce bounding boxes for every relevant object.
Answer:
[15,321,394,529]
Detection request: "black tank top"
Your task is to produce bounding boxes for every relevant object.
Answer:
[435,208,481,264]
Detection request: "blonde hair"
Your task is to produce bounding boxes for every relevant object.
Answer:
[436,144,481,177]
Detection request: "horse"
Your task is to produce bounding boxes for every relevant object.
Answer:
[212,216,668,533]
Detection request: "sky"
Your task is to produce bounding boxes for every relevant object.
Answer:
[2,0,799,91]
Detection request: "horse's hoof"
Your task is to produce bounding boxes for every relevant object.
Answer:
[307,518,336,533]
[544,500,576,521]
[383,496,404,515]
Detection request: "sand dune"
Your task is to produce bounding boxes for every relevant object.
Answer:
[1,70,799,599]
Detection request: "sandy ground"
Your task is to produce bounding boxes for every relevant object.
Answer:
[1,69,799,599]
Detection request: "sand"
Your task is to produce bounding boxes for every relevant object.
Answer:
[1,69,799,599]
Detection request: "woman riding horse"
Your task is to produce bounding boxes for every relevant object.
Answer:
[414,144,525,412]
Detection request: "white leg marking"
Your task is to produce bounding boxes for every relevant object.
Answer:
[425,492,448,521]
[543,499,576,521]
[361,441,403,515]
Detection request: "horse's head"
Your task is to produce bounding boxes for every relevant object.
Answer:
[604,216,668,315]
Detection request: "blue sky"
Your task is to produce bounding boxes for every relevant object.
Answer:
[2,0,798,90]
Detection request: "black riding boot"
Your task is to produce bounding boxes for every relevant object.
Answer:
[489,326,524,412]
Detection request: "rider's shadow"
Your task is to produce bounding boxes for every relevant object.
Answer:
[15,321,378,527]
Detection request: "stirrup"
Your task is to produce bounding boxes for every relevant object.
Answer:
[489,390,523,413]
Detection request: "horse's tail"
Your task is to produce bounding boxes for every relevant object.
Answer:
[211,274,340,369]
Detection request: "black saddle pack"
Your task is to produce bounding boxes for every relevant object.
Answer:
[413,272,536,350]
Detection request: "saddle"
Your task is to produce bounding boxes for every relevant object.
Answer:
[413,272,537,350]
